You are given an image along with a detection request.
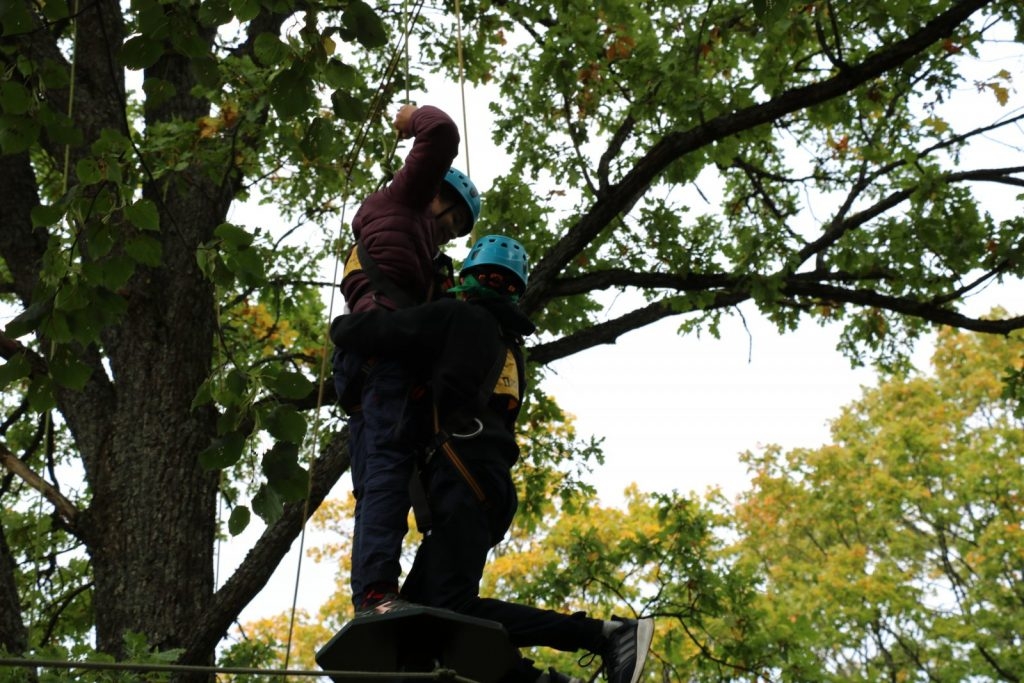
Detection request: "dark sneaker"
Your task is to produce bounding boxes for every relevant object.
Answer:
[537,667,583,683]
[355,590,412,617]
[602,616,654,683]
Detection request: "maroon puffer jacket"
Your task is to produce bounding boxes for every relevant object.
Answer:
[341,106,459,313]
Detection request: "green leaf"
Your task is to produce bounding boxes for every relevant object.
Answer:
[125,198,160,231]
[120,35,166,70]
[300,116,333,159]
[227,505,251,536]
[0,1,33,36]
[134,0,169,37]
[0,353,32,391]
[40,0,70,23]
[142,77,176,110]
[190,55,221,89]
[84,223,116,258]
[191,379,213,410]
[125,234,163,266]
[30,204,65,229]
[64,309,101,345]
[323,59,359,89]
[0,114,41,153]
[1,81,33,115]
[6,298,53,339]
[225,248,267,286]
[262,442,309,502]
[214,223,255,249]
[331,89,367,122]
[75,157,103,185]
[171,29,209,60]
[198,431,247,470]
[269,65,314,119]
[198,0,233,27]
[27,375,55,411]
[264,369,314,400]
[196,245,218,281]
[54,283,89,312]
[341,0,387,49]
[209,254,234,287]
[229,0,261,23]
[50,349,93,390]
[225,368,249,399]
[254,33,290,66]
[39,104,82,145]
[264,403,308,443]
[90,254,136,290]
[94,128,132,155]
[252,484,283,524]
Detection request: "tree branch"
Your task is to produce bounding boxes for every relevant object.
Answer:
[521,0,998,316]
[0,443,80,532]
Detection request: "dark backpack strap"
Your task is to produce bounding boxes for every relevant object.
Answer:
[355,240,418,309]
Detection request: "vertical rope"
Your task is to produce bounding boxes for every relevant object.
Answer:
[453,0,470,180]
[280,2,428,677]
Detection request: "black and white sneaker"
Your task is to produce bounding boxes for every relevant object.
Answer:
[601,616,654,683]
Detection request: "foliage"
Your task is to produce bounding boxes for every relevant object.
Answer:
[1,0,1023,677]
[728,322,1024,681]
[233,324,1024,682]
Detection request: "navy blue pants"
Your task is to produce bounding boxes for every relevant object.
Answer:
[401,438,604,682]
[334,349,424,606]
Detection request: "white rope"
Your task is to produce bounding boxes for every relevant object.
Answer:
[282,0,430,675]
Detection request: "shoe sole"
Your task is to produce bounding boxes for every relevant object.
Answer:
[629,618,655,683]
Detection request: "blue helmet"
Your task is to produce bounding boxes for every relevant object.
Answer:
[461,234,529,291]
[442,168,481,229]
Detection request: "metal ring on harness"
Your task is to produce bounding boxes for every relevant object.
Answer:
[449,418,483,439]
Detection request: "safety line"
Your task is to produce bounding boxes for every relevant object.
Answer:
[284,0,429,674]
[0,657,483,682]
[453,0,471,181]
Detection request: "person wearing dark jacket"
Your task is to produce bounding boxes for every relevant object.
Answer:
[332,103,481,613]
[330,235,654,683]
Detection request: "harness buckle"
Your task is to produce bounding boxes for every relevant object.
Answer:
[449,418,483,439]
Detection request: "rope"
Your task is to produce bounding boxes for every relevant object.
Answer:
[279,0,474,673]
[0,657,484,682]
[283,0,429,673]
[453,0,471,180]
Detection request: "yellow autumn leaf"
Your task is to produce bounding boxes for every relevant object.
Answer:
[922,116,949,133]
[988,82,1009,106]
[197,115,222,138]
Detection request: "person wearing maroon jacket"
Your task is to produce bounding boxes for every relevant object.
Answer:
[332,103,481,612]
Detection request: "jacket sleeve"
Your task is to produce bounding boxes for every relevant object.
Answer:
[385,105,460,211]
[330,299,496,363]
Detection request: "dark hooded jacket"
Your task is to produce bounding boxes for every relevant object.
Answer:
[340,105,459,313]
[330,296,536,460]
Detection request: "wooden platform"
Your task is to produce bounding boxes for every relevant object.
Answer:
[315,603,517,683]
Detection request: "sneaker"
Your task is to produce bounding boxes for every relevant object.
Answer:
[601,616,654,683]
[537,667,583,683]
[356,589,413,617]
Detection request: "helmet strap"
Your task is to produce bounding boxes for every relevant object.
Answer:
[448,274,520,301]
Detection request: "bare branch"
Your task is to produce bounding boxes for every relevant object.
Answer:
[0,444,80,532]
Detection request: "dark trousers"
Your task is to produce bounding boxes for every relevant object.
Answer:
[334,350,422,606]
[400,438,604,682]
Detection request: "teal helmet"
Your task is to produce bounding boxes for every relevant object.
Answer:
[442,168,481,230]
[461,234,529,292]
